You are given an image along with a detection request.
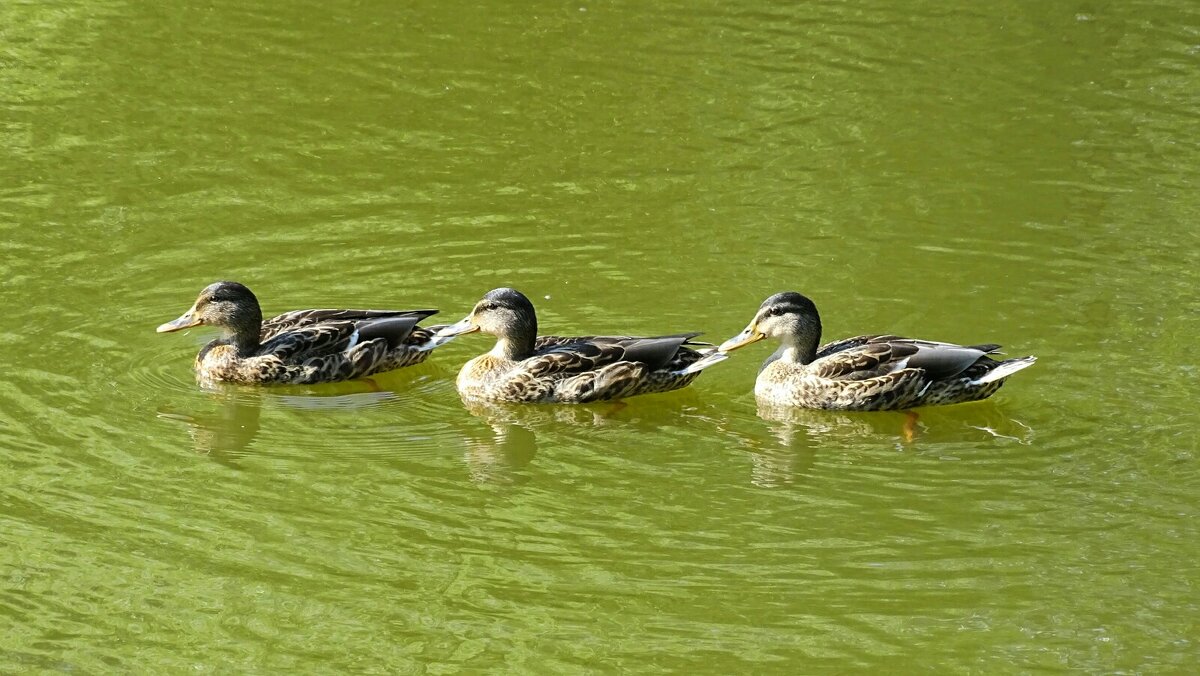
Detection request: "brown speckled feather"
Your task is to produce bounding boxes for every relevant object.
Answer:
[459,333,712,403]
[757,335,1031,410]
[260,308,437,341]
[198,310,440,386]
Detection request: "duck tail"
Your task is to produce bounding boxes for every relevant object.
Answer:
[673,349,729,376]
[972,356,1036,385]
[413,325,457,352]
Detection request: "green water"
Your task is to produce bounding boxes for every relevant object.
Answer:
[3,0,1199,672]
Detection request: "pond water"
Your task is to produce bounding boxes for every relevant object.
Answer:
[2,0,1198,672]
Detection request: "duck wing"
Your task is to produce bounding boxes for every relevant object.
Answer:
[262,308,438,342]
[816,334,900,359]
[524,333,702,377]
[258,322,360,361]
[812,336,992,382]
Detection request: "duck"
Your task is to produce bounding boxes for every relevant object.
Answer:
[434,287,727,403]
[718,292,1036,410]
[156,281,448,385]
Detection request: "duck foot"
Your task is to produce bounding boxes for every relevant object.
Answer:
[597,400,628,419]
[902,410,920,443]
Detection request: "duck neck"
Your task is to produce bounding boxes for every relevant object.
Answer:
[778,323,821,365]
[227,323,262,358]
[490,328,536,361]
[776,339,817,365]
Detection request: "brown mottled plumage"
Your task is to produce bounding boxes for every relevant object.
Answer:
[435,288,727,403]
[157,281,446,386]
[719,292,1036,410]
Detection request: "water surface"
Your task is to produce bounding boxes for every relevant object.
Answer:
[2,0,1198,672]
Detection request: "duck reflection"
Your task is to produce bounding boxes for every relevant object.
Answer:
[715,404,821,488]
[460,393,727,483]
[903,402,1035,446]
[740,401,1034,486]
[157,377,403,461]
[755,403,908,446]
[757,400,1033,445]
[460,400,649,483]
[460,401,546,484]
[157,387,265,461]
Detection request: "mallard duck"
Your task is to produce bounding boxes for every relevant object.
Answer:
[718,292,1036,410]
[157,281,447,385]
[434,287,727,403]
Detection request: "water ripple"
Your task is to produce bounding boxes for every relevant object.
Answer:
[2,0,1198,672]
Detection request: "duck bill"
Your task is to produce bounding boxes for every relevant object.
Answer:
[434,316,480,338]
[156,308,202,333]
[718,323,765,352]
